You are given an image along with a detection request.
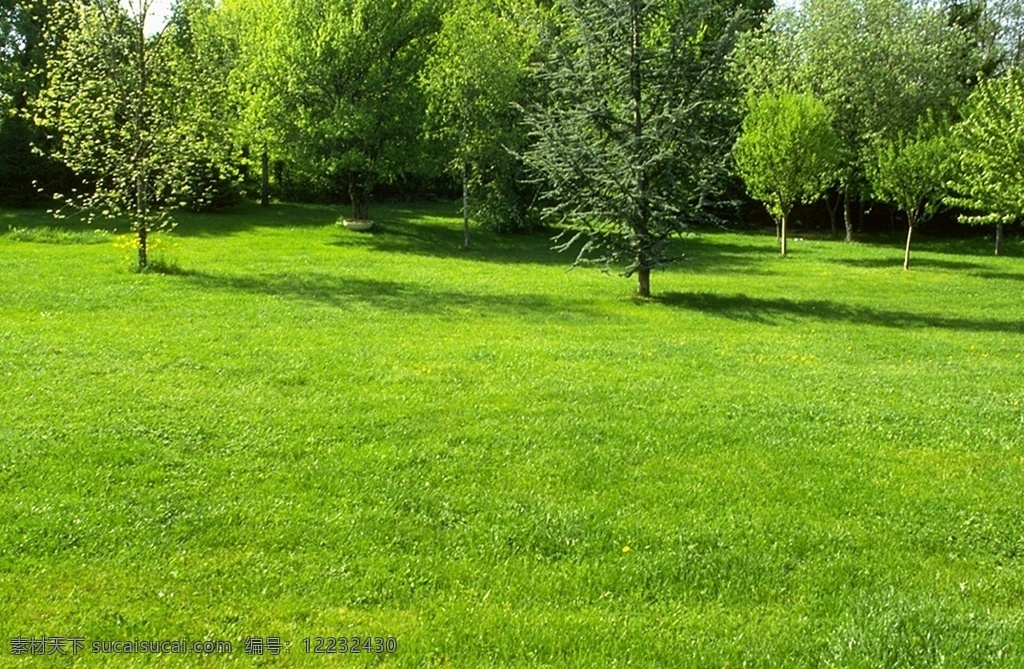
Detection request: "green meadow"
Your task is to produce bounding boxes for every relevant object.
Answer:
[1,203,1023,667]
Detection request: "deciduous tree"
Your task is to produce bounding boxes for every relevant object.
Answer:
[421,0,538,247]
[947,68,1024,255]
[866,116,949,269]
[733,90,840,255]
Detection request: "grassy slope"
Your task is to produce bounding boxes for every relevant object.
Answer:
[1,203,1022,667]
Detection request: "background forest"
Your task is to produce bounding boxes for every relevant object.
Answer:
[2,0,1022,283]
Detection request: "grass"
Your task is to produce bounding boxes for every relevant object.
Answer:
[1,202,1022,667]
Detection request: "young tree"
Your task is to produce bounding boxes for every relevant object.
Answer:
[36,0,181,269]
[525,0,742,298]
[733,90,840,255]
[734,0,975,241]
[421,0,538,248]
[866,117,949,269]
[947,68,1024,255]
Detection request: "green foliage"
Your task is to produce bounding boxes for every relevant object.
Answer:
[525,0,742,296]
[420,0,540,234]
[733,90,839,225]
[164,0,244,211]
[34,0,234,266]
[734,0,976,238]
[947,68,1024,228]
[280,0,440,219]
[867,116,950,230]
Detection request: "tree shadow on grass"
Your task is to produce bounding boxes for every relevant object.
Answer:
[337,209,565,267]
[174,269,612,320]
[834,257,988,271]
[171,203,339,237]
[658,291,1024,335]
[671,236,779,276]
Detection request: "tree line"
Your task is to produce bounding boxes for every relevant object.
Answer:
[1,0,1021,294]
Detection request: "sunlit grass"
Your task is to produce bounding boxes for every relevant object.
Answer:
[1,203,1022,667]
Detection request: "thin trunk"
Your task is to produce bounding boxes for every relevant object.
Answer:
[637,266,651,298]
[135,13,148,269]
[260,144,270,207]
[843,183,854,242]
[462,159,470,249]
[826,190,841,238]
[995,222,1003,256]
[137,173,148,269]
[781,211,788,256]
[904,216,915,270]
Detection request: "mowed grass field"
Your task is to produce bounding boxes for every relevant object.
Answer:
[1,202,1023,667]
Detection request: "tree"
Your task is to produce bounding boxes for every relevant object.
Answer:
[525,0,742,298]
[421,0,538,247]
[1,0,77,205]
[36,0,230,268]
[733,91,840,256]
[734,0,974,241]
[163,0,244,210]
[947,68,1024,256]
[866,116,949,269]
[280,0,439,221]
[218,0,290,207]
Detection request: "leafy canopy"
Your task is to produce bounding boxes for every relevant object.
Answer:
[733,90,840,223]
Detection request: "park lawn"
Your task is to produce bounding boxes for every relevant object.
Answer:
[1,202,1022,667]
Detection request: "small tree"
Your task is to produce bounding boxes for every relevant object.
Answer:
[525,0,741,298]
[35,0,205,269]
[947,68,1024,255]
[733,90,840,255]
[867,117,949,269]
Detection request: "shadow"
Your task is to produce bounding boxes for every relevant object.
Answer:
[671,236,779,275]
[834,257,988,271]
[339,206,566,267]
[658,291,1024,335]
[974,271,1024,283]
[173,269,613,320]
[170,203,339,237]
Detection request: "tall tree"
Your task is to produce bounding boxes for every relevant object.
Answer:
[866,116,950,268]
[218,0,290,206]
[947,68,1024,256]
[525,0,742,298]
[1,0,76,204]
[733,90,840,255]
[281,0,439,221]
[421,0,538,247]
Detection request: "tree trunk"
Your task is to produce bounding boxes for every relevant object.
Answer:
[843,183,854,242]
[637,266,651,298]
[138,220,148,269]
[826,190,841,238]
[995,222,1003,256]
[904,218,914,270]
[348,171,369,221]
[462,159,471,249]
[260,144,270,207]
[781,211,788,256]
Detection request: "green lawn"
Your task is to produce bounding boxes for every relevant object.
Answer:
[1,203,1022,667]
